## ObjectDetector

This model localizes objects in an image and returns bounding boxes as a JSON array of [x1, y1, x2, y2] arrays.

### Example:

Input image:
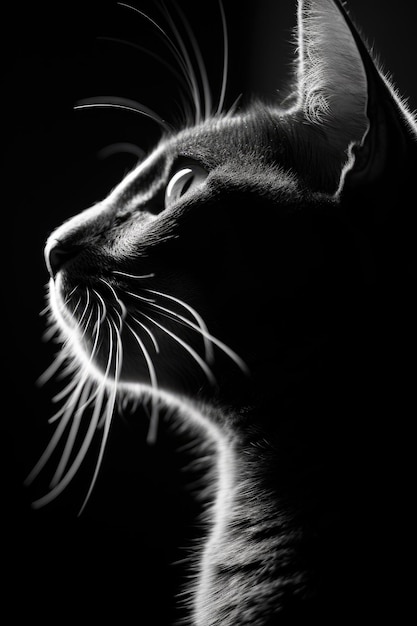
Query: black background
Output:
[[4, 1, 416, 623]]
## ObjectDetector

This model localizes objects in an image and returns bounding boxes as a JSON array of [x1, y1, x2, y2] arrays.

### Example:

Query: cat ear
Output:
[[291, 0, 417, 194], [293, 0, 368, 154]]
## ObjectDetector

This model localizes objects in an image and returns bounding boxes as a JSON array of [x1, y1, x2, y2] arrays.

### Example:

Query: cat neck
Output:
[[176, 357, 360, 622], [189, 416, 306, 625]]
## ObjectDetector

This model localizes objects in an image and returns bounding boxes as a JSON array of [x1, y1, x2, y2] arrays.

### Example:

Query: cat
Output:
[[29, 0, 416, 623]]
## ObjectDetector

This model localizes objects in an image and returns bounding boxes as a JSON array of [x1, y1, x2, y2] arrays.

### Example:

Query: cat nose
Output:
[[45, 238, 78, 278]]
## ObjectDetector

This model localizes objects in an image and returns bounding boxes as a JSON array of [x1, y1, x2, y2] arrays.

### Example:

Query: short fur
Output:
[[30, 1, 416, 623]]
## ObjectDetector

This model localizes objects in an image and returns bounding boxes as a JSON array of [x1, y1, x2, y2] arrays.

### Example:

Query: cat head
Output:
[[44, 0, 416, 411]]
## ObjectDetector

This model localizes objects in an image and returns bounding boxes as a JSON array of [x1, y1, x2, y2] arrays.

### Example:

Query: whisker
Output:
[[130, 315, 160, 353], [40, 302, 51, 317], [111, 313, 124, 381], [217, 0, 229, 115], [144, 288, 214, 362], [65, 286, 79, 302], [57, 285, 80, 311], [127, 288, 247, 373], [50, 379, 94, 488], [99, 277, 127, 320], [54, 352, 79, 381], [113, 306, 128, 337], [92, 289, 108, 325], [72, 305, 107, 415], [118, 2, 174, 43], [79, 303, 95, 341], [125, 321, 158, 388], [161, 2, 203, 124], [78, 318, 122, 515], [125, 319, 160, 442], [165, 1, 212, 119], [31, 385, 107, 509], [144, 399, 161, 445], [31, 315, 119, 509], [47, 300, 98, 417], [112, 270, 155, 279], [96, 317, 118, 428], [89, 303, 105, 361], [163, 306, 249, 375], [49, 367, 90, 423], [52, 372, 82, 405], [119, 1, 201, 123], [24, 403, 75, 487], [42, 323, 60, 343], [126, 290, 156, 304], [74, 96, 172, 133], [144, 294, 249, 374], [226, 93, 243, 117], [71, 295, 83, 316], [140, 311, 217, 386], [78, 397, 112, 515], [34, 304, 104, 486], [77, 288, 91, 327], [37, 350, 67, 387]]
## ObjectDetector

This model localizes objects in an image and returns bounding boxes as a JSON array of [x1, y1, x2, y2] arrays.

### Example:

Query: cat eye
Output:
[[165, 164, 208, 207]]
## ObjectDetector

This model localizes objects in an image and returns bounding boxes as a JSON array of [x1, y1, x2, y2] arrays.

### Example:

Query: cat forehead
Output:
[[165, 108, 289, 166]]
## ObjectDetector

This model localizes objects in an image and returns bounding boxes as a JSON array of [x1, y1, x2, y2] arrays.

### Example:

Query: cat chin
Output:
[[49, 275, 214, 399], [48, 277, 115, 385]]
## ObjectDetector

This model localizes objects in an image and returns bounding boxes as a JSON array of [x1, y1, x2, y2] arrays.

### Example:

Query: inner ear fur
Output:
[[293, 0, 368, 155]]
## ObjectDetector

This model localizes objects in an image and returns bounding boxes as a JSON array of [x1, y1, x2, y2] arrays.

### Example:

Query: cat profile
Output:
[[29, 0, 416, 623]]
